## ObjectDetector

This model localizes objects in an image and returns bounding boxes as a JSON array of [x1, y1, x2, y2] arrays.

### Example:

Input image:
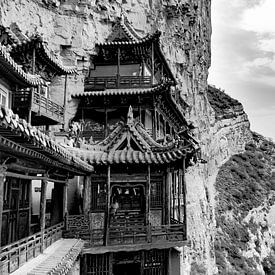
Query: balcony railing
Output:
[[0, 222, 63, 274], [32, 92, 64, 122], [13, 89, 64, 124], [85, 75, 152, 90], [64, 215, 186, 248]]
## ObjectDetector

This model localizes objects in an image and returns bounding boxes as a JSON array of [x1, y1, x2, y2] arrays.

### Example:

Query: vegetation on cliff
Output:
[[207, 85, 244, 119], [215, 132, 275, 274]]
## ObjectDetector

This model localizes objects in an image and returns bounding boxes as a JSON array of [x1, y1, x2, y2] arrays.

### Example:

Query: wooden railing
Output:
[[32, 92, 64, 122], [13, 89, 64, 123], [85, 75, 152, 90], [64, 215, 186, 247], [0, 222, 64, 274]]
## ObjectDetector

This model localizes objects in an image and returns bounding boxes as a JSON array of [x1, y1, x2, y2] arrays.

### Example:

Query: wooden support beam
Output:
[[40, 179, 48, 252], [117, 47, 121, 88], [28, 179, 32, 235], [63, 181, 68, 230], [104, 165, 111, 246], [28, 47, 36, 123], [166, 167, 171, 225], [0, 165, 7, 246], [182, 157, 187, 237], [63, 74, 68, 130], [151, 42, 154, 85], [83, 175, 91, 215], [146, 165, 151, 226], [178, 170, 181, 221]]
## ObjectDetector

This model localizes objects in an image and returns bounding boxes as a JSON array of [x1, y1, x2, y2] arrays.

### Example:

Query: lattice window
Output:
[[90, 177, 107, 211], [144, 249, 167, 275], [150, 176, 163, 208], [86, 254, 110, 275]]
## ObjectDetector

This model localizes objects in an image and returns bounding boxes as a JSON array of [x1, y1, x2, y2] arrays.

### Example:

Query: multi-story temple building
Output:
[[0, 16, 199, 275]]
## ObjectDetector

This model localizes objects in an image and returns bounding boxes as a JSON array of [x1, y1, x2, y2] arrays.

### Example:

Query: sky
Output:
[[208, 0, 275, 141]]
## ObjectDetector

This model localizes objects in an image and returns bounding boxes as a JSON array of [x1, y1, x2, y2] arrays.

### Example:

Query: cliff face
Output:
[[0, 1, 255, 274]]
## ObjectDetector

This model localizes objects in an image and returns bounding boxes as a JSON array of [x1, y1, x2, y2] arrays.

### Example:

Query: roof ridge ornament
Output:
[[127, 105, 134, 126]]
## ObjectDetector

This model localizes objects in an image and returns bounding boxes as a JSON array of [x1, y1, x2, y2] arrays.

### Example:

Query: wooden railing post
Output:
[[40, 179, 48, 252], [104, 165, 111, 246], [63, 182, 68, 230], [0, 165, 7, 247]]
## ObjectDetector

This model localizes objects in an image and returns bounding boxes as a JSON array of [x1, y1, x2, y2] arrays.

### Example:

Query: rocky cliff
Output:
[[0, 1, 265, 274]]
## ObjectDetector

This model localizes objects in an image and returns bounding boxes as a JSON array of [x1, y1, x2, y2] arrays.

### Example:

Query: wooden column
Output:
[[165, 168, 172, 225], [182, 157, 187, 237], [28, 179, 32, 235], [63, 74, 68, 130], [0, 165, 7, 246], [104, 165, 111, 246], [63, 181, 68, 229], [83, 175, 91, 215], [104, 99, 108, 138], [178, 170, 181, 221], [151, 42, 154, 85], [28, 47, 36, 123], [117, 47, 121, 88], [146, 165, 151, 243], [146, 165, 151, 226], [40, 179, 48, 252]]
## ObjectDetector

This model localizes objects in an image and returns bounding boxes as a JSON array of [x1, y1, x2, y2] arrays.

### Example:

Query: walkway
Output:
[[11, 238, 83, 275]]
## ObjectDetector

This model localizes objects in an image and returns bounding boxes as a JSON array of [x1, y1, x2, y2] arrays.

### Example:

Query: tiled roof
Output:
[[97, 32, 160, 47], [69, 147, 187, 165], [0, 107, 93, 174], [0, 44, 44, 86], [10, 35, 77, 75], [64, 107, 195, 166], [72, 82, 171, 98]]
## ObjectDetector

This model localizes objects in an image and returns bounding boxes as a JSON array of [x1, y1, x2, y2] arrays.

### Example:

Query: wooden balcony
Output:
[[0, 222, 63, 274], [13, 89, 64, 125], [85, 75, 152, 90], [64, 215, 187, 253]]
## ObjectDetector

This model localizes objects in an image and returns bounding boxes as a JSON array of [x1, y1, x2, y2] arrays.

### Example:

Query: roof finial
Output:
[[127, 105, 134, 126]]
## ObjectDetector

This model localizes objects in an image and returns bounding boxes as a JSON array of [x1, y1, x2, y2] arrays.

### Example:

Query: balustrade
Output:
[[65, 215, 186, 247], [13, 89, 64, 123], [0, 222, 64, 274], [85, 75, 152, 90]]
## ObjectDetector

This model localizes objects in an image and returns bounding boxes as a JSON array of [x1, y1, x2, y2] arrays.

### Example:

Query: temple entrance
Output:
[[113, 263, 141, 275], [110, 184, 146, 229]]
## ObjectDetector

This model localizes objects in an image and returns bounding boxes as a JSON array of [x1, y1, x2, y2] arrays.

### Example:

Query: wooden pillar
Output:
[[104, 102, 108, 138], [151, 42, 154, 85], [40, 179, 48, 252], [146, 165, 151, 243], [0, 165, 7, 246], [117, 47, 121, 88], [83, 175, 91, 215], [178, 170, 181, 221], [182, 157, 187, 237], [146, 165, 151, 226], [63, 74, 68, 130], [63, 181, 68, 229], [28, 47, 36, 123], [104, 165, 111, 246], [165, 168, 172, 225], [28, 179, 32, 235]]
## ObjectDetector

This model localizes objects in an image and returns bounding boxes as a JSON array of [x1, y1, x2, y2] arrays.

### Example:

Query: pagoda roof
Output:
[[10, 36, 77, 75], [65, 107, 197, 166], [0, 107, 93, 174], [0, 44, 44, 87], [96, 16, 176, 84], [72, 81, 171, 98]]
